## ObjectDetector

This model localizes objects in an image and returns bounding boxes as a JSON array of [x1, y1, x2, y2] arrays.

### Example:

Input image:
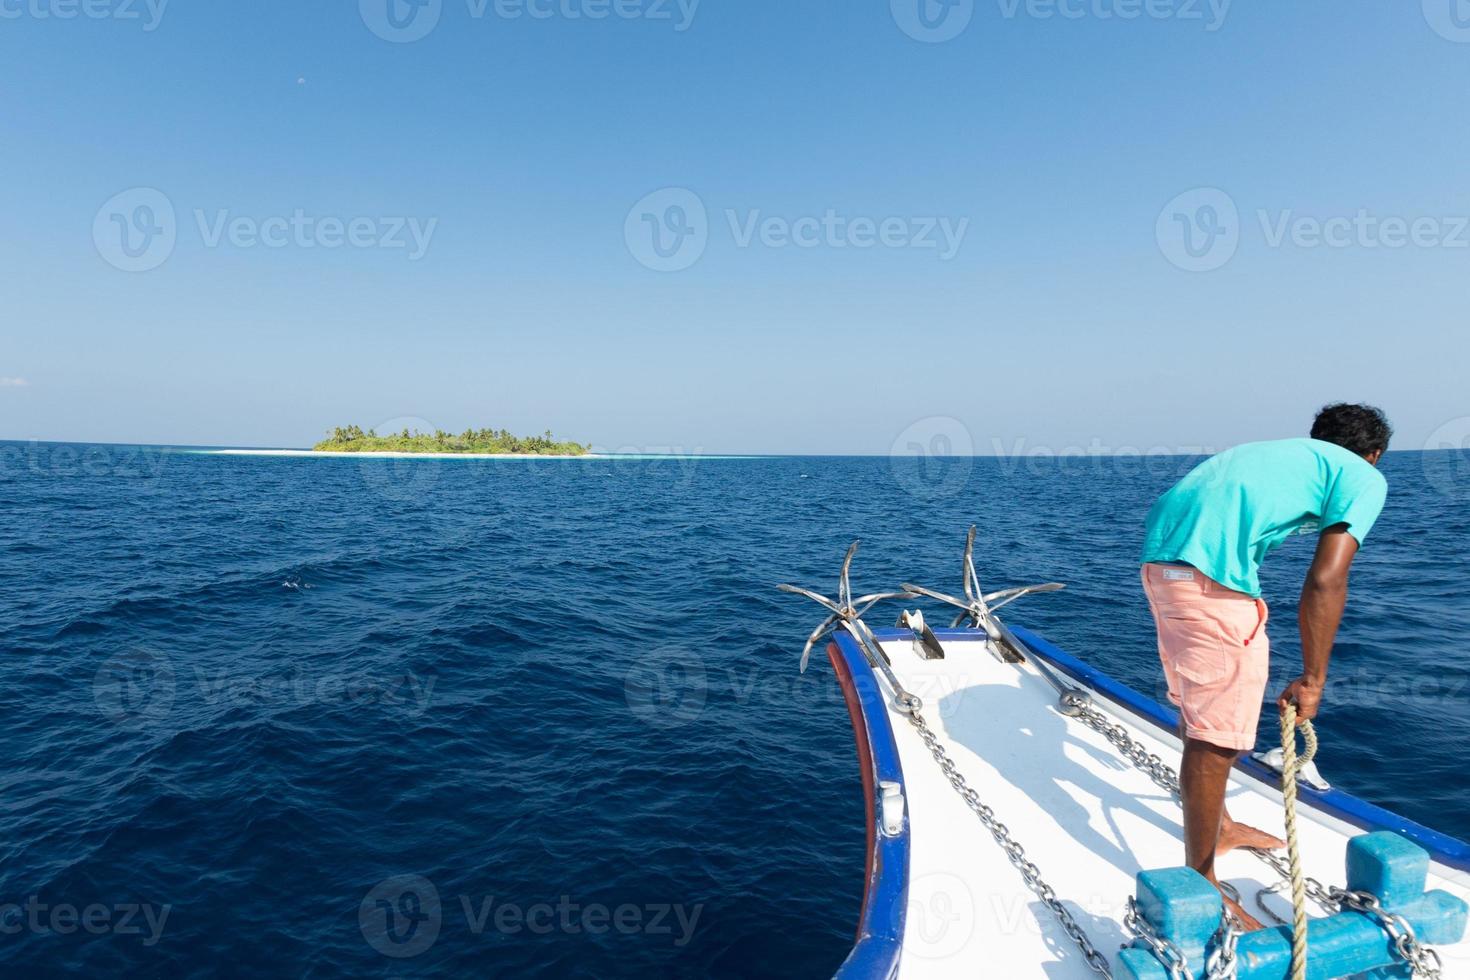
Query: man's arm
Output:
[[1277, 525, 1359, 722]]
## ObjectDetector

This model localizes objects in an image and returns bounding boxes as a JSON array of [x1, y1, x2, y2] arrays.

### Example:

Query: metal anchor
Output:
[[777, 540, 917, 673], [777, 541, 923, 712], [900, 525, 1065, 663]]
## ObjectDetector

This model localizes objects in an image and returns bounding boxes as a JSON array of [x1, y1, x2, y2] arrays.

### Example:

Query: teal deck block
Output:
[[1231, 904, 1459, 979], [1355, 966, 1412, 979], [1137, 868, 1221, 954], [1345, 831, 1466, 946], [1119, 834, 1467, 980], [1387, 890, 1469, 945], [1235, 915, 1400, 979], [1347, 832, 1429, 908], [1120, 868, 1221, 980]]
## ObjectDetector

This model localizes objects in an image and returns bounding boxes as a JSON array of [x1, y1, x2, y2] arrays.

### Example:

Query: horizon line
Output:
[[0, 438, 1455, 460]]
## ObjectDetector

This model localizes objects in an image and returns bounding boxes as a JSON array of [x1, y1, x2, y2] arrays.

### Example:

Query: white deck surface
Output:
[[880, 634, 1470, 978]]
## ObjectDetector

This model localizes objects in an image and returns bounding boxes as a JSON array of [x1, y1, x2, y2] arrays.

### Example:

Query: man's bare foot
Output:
[[1221, 893, 1265, 933], [1218, 817, 1286, 855]]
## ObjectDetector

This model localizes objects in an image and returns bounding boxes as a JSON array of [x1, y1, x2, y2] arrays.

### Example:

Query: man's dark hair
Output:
[[1310, 403, 1393, 457]]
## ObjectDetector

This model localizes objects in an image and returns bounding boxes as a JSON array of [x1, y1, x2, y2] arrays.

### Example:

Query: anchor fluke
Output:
[[777, 540, 917, 676], [798, 613, 838, 673], [983, 582, 1066, 612]]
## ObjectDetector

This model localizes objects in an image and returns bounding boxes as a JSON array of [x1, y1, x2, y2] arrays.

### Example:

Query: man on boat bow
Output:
[[1140, 403, 1392, 929]]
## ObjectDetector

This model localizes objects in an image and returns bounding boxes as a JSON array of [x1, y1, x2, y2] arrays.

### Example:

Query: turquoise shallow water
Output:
[[2, 442, 1467, 976]]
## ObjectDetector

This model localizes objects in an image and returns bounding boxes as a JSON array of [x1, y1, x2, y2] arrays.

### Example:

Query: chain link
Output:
[[1203, 914, 1241, 980], [1248, 843, 1343, 915], [1122, 898, 1191, 980], [906, 706, 1116, 977], [785, 546, 1447, 979], [1060, 692, 1343, 914], [1332, 889, 1445, 979], [1062, 693, 1183, 797], [1062, 691, 1454, 979]]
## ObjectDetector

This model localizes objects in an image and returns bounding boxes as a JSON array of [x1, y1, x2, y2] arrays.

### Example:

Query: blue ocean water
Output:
[[2, 442, 1467, 977]]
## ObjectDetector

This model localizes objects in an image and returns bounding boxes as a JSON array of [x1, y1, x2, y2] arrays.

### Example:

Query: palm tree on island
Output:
[[314, 425, 590, 456]]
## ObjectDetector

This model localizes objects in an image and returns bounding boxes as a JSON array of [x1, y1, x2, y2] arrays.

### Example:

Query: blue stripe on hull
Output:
[[830, 630, 909, 980]]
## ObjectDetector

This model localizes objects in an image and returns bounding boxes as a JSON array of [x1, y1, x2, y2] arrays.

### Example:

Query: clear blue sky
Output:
[[3, 1, 1469, 454]]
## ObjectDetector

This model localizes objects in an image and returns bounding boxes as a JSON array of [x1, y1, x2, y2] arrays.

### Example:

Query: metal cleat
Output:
[[897, 609, 946, 660]]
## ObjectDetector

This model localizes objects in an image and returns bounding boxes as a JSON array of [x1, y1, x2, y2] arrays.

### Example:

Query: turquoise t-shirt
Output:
[[1140, 438, 1388, 597]]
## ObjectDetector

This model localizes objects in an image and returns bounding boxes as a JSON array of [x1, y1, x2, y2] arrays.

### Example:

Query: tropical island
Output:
[[314, 425, 591, 456]]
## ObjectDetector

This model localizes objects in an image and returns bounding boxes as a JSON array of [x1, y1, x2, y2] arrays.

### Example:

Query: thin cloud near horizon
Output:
[[0, 378, 30, 388]]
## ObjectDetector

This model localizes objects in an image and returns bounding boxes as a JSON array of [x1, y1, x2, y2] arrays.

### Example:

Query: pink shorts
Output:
[[1141, 563, 1270, 751]]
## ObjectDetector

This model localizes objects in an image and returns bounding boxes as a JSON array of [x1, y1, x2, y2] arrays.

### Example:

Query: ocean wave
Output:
[[2, 449, 1465, 975]]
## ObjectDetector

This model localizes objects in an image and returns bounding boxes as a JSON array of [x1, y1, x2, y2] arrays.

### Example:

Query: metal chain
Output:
[[1061, 693, 1184, 797], [1249, 844, 1342, 915], [1203, 915, 1241, 980], [905, 705, 1116, 978], [1122, 898, 1191, 980], [1332, 888, 1445, 979], [885, 540, 1262, 975], [787, 542, 1443, 980], [1000, 681, 1456, 980], [1060, 692, 1343, 914]]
